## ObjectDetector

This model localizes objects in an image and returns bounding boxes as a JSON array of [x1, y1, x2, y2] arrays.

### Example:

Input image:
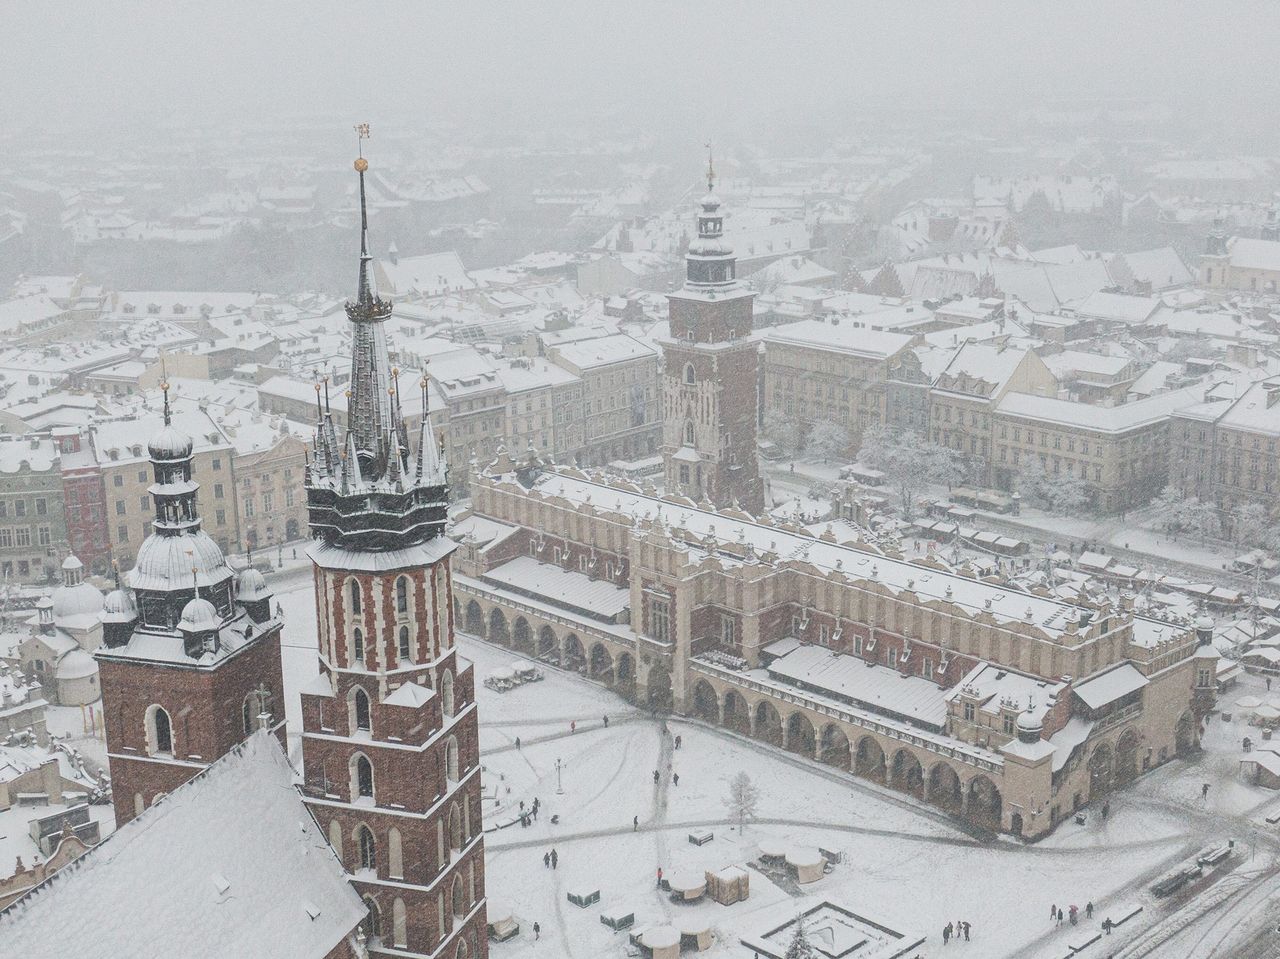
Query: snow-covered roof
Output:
[[761, 319, 914, 359], [996, 385, 1207, 434], [0, 732, 364, 958], [552, 334, 658, 370], [766, 644, 948, 729], [482, 556, 630, 620], [1227, 237, 1280, 273], [1072, 663, 1149, 711]]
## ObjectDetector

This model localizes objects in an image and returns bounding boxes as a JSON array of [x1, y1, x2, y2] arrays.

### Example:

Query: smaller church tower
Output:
[[1200, 213, 1232, 289], [661, 149, 764, 513], [96, 384, 285, 828]]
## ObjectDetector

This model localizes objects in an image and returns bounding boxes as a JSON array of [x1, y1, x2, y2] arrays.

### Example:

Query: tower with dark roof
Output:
[[96, 382, 286, 828], [661, 150, 764, 513], [299, 133, 488, 957]]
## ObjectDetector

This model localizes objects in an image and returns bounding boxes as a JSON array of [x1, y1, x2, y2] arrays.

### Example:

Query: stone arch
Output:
[[145, 703, 173, 756], [786, 711, 817, 758], [388, 826, 403, 878], [1175, 710, 1196, 755], [355, 823, 377, 871], [753, 699, 783, 747], [350, 752, 374, 800], [392, 897, 408, 948], [722, 689, 750, 734], [967, 774, 1002, 830], [349, 684, 372, 734], [1088, 741, 1114, 796], [448, 801, 463, 851], [361, 895, 381, 942], [647, 666, 673, 712], [488, 608, 510, 646], [589, 643, 615, 685], [691, 680, 719, 723], [818, 724, 850, 770], [616, 652, 636, 701], [890, 748, 924, 797], [537, 624, 559, 663], [441, 669, 455, 718], [446, 735, 460, 782], [1116, 728, 1140, 784], [563, 633, 586, 672], [1010, 811, 1024, 836], [927, 762, 962, 812], [450, 873, 466, 918], [464, 600, 484, 636], [513, 616, 534, 655], [854, 735, 886, 783]]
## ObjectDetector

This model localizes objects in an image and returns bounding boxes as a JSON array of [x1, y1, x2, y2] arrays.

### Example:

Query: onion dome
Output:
[[101, 587, 138, 623], [237, 566, 270, 603], [148, 423, 194, 461], [1016, 709, 1043, 743], [1195, 614, 1214, 632], [179, 596, 220, 633]]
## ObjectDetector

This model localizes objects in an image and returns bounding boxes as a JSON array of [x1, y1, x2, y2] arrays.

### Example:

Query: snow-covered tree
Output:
[[763, 409, 805, 460], [725, 771, 760, 833], [858, 425, 963, 519], [805, 420, 850, 464], [1015, 458, 1092, 515], [1234, 501, 1271, 549], [784, 916, 816, 959]]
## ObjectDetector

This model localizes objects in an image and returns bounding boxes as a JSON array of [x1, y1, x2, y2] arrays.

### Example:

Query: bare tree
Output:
[[725, 771, 760, 833]]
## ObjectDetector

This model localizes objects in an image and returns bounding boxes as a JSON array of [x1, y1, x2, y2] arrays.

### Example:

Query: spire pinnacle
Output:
[[354, 123, 373, 305], [705, 141, 715, 193], [160, 358, 172, 426]]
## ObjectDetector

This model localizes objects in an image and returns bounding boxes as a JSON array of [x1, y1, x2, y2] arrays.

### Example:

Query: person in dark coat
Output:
[[962, 922, 970, 941], [543, 852, 550, 868], [533, 922, 540, 940], [943, 922, 952, 944], [673, 772, 680, 786], [633, 815, 639, 831], [1086, 902, 1094, 919], [603, 714, 609, 727], [550, 849, 558, 869]]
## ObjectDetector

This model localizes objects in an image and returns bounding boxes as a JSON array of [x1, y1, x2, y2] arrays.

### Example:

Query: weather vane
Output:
[[354, 123, 370, 171]]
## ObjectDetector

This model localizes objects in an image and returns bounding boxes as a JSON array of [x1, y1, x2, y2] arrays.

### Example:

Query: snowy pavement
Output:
[[264, 574, 1280, 958]]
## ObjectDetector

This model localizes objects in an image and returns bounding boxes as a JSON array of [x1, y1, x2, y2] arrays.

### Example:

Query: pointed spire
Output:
[[705, 140, 715, 193], [160, 365, 172, 426], [354, 122, 374, 306]]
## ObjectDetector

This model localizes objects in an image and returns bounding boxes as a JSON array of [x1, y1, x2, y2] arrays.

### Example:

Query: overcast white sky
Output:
[[5, 1, 1279, 136]]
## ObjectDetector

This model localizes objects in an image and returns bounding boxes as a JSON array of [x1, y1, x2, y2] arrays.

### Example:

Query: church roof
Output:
[[0, 731, 364, 959]]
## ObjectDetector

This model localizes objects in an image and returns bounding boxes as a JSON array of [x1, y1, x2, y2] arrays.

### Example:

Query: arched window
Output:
[[392, 898, 408, 948], [446, 735, 460, 782], [448, 801, 463, 851], [241, 688, 267, 735], [683, 420, 695, 445], [396, 576, 409, 615], [348, 579, 362, 615], [683, 363, 696, 385], [451, 875, 466, 918], [441, 670, 455, 718], [361, 896, 380, 941], [356, 824, 376, 871], [388, 827, 403, 879], [399, 625, 411, 661], [354, 688, 371, 732], [353, 628, 364, 663], [146, 704, 173, 755], [329, 820, 344, 862], [354, 754, 374, 799]]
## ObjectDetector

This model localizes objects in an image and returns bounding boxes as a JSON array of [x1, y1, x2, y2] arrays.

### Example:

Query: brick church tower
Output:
[[298, 138, 488, 957], [97, 386, 286, 829], [661, 151, 764, 513]]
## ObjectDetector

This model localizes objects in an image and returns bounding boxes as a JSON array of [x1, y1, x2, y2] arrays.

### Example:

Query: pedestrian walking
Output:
[[1056, 908, 1063, 926], [672, 772, 679, 786], [633, 815, 639, 831], [675, 734, 682, 749], [1101, 800, 1109, 820], [943, 922, 952, 944], [653, 769, 660, 785], [963, 921, 970, 941], [656, 867, 663, 888], [543, 852, 550, 868], [603, 714, 609, 727], [1050, 904, 1056, 920], [550, 849, 558, 869], [1069, 905, 1077, 926], [570, 721, 576, 734], [1086, 902, 1093, 919], [1202, 782, 1210, 799], [533, 922, 540, 940], [515, 736, 521, 749]]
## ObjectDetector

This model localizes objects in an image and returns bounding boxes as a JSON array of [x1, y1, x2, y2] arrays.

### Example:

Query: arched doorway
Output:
[[1010, 812, 1024, 836], [538, 625, 559, 664], [1088, 742, 1114, 797], [513, 617, 534, 655], [488, 608, 510, 647], [647, 666, 673, 712], [723, 690, 750, 734], [1116, 728, 1140, 784], [1175, 711, 1196, 755], [927, 763, 962, 812], [616, 653, 636, 701], [563, 634, 585, 672], [692, 680, 719, 723], [854, 736, 886, 783], [753, 701, 783, 747], [818, 724, 850, 770], [464, 601, 484, 637], [967, 775, 1002, 830], [786, 712, 816, 758], [589, 644, 615, 685], [890, 749, 924, 797]]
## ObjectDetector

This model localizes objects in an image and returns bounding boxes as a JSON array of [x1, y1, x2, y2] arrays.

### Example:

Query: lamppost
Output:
[[555, 757, 565, 795]]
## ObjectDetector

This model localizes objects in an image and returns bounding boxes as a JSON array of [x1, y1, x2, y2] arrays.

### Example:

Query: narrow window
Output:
[[357, 825, 376, 870], [399, 625, 411, 661], [396, 576, 409, 615], [349, 579, 362, 615], [354, 688, 371, 732], [353, 628, 364, 663], [356, 755, 374, 798]]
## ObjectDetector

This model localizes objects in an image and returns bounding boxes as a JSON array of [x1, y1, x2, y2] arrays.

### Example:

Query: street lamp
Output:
[[555, 757, 565, 795]]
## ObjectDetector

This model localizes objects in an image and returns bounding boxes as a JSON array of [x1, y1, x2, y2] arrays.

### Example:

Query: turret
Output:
[[100, 584, 139, 649], [179, 596, 220, 658], [35, 595, 55, 636], [236, 566, 273, 624]]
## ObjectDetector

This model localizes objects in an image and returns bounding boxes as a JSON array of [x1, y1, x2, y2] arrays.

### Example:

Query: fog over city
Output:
[[4, 4, 1280, 958]]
